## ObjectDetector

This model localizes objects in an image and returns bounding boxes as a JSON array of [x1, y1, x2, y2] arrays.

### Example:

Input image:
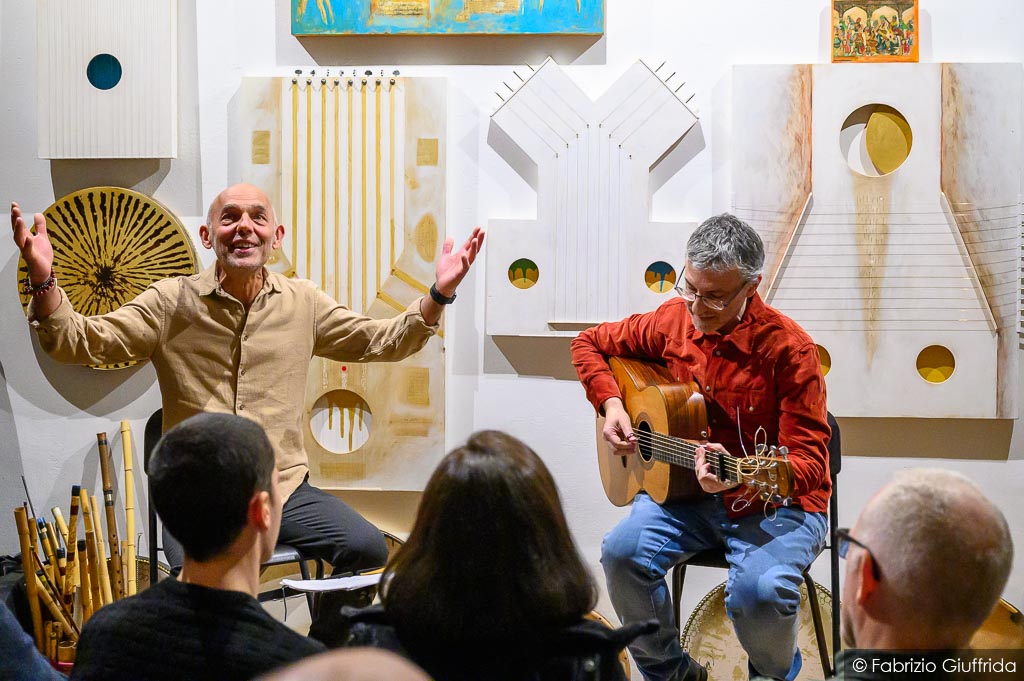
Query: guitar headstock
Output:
[[737, 445, 795, 505]]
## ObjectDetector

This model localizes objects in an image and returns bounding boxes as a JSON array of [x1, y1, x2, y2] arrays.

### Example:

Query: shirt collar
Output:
[[197, 263, 282, 296], [689, 292, 764, 355]]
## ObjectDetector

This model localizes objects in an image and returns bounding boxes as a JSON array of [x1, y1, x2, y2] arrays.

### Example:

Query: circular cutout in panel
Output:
[[839, 104, 912, 176], [644, 261, 677, 293], [309, 389, 373, 454], [508, 258, 539, 290], [86, 54, 122, 90], [816, 345, 832, 377], [17, 187, 199, 370], [916, 345, 955, 384]]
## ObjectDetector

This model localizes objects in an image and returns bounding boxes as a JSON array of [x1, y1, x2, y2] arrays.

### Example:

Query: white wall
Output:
[[2, 0, 1022, 634]]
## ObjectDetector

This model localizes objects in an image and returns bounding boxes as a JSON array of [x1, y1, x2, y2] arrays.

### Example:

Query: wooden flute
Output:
[[90, 494, 114, 605], [121, 420, 138, 597], [34, 571, 78, 640], [14, 507, 44, 651], [34, 566, 78, 637], [77, 538, 94, 622], [79, 489, 104, 612], [97, 432, 125, 599], [65, 487, 81, 604]]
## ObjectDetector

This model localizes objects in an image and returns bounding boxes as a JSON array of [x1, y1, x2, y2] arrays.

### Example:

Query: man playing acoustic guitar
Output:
[[571, 214, 831, 681]]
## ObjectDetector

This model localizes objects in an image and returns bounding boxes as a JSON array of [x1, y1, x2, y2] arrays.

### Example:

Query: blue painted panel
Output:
[[292, 0, 604, 36]]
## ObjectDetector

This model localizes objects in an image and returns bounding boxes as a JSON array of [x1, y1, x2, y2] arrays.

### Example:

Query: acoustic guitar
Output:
[[597, 357, 794, 507]]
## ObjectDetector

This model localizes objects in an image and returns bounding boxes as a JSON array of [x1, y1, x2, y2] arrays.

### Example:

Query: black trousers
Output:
[[161, 476, 389, 574]]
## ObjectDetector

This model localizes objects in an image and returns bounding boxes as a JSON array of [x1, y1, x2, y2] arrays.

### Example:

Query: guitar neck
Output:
[[632, 430, 739, 483]]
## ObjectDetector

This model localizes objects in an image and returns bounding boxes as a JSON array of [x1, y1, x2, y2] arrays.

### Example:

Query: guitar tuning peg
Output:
[[778, 446, 789, 460]]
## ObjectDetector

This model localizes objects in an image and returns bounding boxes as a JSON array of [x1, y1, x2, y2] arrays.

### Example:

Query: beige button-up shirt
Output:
[[30, 265, 438, 501]]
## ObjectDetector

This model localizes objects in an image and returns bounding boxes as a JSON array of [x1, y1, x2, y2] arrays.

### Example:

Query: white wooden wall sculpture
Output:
[[486, 59, 700, 337], [239, 73, 446, 490], [37, 0, 177, 158], [733, 64, 1021, 419]]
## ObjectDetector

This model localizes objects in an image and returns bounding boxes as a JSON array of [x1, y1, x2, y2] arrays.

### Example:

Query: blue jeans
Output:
[[601, 494, 827, 681]]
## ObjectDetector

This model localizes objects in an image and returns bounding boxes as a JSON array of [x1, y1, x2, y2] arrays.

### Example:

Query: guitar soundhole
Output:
[[636, 421, 654, 463]]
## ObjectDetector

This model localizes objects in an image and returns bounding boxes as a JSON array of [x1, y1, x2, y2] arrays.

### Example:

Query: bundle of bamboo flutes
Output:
[[13, 420, 140, 666]]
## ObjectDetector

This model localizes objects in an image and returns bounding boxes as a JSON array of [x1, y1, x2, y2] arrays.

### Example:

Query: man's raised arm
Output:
[[11, 202, 60, 320]]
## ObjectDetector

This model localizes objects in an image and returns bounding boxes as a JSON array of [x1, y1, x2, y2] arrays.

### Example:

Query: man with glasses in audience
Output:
[[834, 468, 1013, 680], [572, 214, 832, 681]]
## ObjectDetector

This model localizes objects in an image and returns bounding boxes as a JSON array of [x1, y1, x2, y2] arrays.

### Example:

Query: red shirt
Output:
[[570, 293, 831, 517]]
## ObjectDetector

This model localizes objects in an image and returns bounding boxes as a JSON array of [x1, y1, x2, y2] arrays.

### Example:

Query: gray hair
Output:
[[858, 468, 1013, 640], [686, 213, 765, 281]]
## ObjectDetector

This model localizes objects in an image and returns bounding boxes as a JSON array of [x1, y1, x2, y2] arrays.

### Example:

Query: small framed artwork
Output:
[[832, 1, 919, 63]]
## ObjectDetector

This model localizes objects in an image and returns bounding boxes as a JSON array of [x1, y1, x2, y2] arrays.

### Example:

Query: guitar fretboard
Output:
[[633, 429, 739, 482]]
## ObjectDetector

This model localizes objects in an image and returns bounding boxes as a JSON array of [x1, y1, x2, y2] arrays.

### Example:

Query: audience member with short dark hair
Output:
[[834, 468, 1013, 680], [334, 430, 654, 681], [69, 413, 324, 681]]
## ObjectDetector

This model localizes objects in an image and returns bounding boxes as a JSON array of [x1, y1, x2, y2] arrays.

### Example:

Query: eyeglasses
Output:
[[836, 527, 881, 580], [673, 277, 751, 312]]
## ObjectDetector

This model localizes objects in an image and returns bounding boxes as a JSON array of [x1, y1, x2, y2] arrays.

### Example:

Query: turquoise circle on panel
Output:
[[645, 261, 677, 293], [87, 54, 122, 90]]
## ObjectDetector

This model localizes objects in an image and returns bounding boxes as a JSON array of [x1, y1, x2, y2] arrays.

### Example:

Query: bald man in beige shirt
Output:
[[12, 184, 484, 637]]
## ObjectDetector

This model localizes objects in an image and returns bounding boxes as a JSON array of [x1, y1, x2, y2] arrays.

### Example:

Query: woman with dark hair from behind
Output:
[[339, 430, 653, 681]]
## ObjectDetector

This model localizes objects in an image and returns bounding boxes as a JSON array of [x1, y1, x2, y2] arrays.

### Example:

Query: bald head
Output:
[[206, 184, 276, 228], [855, 469, 1012, 642], [199, 183, 285, 277], [255, 649, 429, 681]]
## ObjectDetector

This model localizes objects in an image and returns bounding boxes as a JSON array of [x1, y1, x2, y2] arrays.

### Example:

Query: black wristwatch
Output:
[[429, 283, 457, 305]]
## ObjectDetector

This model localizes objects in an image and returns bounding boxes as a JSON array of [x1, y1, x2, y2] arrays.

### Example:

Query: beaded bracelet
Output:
[[22, 271, 57, 297]]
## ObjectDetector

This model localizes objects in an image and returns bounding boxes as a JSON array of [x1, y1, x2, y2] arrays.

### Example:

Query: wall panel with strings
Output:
[[239, 74, 446, 490], [733, 63, 1021, 419]]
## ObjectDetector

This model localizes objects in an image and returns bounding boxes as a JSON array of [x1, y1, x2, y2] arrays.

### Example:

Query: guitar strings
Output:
[[631, 430, 741, 479]]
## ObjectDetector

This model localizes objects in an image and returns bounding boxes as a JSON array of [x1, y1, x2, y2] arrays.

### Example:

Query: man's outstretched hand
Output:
[[11, 202, 54, 284], [434, 227, 484, 298]]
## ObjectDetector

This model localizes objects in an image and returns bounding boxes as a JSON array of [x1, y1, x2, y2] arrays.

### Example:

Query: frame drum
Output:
[[129, 556, 172, 591], [971, 599, 1024, 649], [16, 187, 198, 370], [680, 582, 833, 681], [585, 609, 632, 681]]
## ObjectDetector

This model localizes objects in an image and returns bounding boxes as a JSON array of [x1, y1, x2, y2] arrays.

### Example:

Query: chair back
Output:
[[143, 408, 163, 585], [825, 411, 841, 479], [143, 409, 163, 474]]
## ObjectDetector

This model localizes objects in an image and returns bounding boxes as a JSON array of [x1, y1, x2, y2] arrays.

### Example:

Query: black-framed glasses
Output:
[[836, 527, 881, 580], [673, 277, 750, 312]]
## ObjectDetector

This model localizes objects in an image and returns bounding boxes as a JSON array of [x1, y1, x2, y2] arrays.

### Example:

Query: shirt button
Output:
[[714, 350, 721, 357], [705, 385, 711, 393], [238, 404, 245, 411], [242, 334, 249, 341], [240, 369, 246, 376], [748, 405, 755, 412]]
